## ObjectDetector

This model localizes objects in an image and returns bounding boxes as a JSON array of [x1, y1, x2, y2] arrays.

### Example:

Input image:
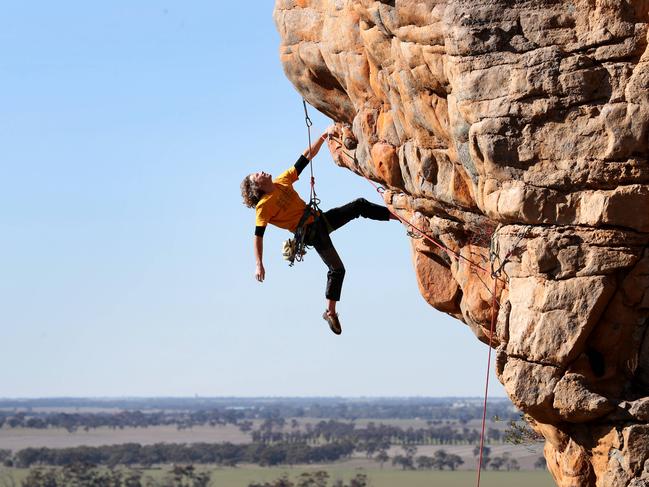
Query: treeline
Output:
[[11, 441, 355, 468], [0, 410, 245, 433], [392, 445, 546, 472], [0, 412, 515, 445], [242, 400, 519, 422], [249, 472, 367, 487], [18, 466, 366, 487], [20, 464, 209, 487], [387, 445, 464, 471], [0, 397, 519, 425], [2, 444, 548, 474], [251, 419, 504, 447]]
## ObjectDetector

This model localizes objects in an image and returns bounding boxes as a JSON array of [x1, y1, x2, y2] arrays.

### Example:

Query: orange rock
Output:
[[411, 241, 459, 314], [370, 141, 404, 189]]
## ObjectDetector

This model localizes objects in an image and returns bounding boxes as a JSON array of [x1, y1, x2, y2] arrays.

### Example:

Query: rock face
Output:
[[274, 1, 649, 485]]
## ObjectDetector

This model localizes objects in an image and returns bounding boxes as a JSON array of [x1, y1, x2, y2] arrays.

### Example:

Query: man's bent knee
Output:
[[352, 197, 369, 207], [331, 266, 346, 278]]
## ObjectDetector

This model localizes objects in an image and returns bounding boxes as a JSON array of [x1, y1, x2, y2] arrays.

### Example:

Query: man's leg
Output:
[[309, 221, 345, 334], [316, 246, 345, 305], [324, 198, 392, 233]]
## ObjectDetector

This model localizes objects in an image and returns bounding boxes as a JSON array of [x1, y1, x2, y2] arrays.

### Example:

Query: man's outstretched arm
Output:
[[254, 234, 265, 282], [301, 127, 332, 161]]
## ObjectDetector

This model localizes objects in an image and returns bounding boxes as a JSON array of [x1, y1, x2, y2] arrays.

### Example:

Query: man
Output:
[[240, 127, 395, 335]]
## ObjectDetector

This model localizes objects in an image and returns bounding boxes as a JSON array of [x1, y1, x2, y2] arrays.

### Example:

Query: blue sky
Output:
[[0, 2, 505, 398]]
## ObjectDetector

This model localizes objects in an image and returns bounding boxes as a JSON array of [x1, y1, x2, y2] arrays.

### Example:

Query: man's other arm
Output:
[[254, 230, 265, 282]]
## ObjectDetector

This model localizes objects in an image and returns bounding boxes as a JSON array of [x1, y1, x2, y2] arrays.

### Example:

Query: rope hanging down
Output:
[[476, 271, 500, 487], [325, 134, 533, 487], [288, 100, 323, 266], [363, 167, 504, 487], [302, 99, 319, 207]]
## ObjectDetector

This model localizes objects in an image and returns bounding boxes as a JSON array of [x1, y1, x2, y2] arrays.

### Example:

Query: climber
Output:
[[240, 126, 396, 335]]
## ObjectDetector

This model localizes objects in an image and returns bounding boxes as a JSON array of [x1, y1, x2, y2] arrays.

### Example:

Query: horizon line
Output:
[[0, 395, 509, 401]]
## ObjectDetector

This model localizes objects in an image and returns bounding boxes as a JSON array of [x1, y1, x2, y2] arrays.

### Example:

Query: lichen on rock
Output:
[[274, 1, 649, 485]]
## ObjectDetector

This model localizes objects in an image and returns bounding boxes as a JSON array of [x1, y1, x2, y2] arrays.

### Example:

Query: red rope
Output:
[[327, 134, 508, 285], [476, 277, 499, 486], [362, 174, 506, 283], [328, 134, 504, 486], [361, 170, 503, 487], [362, 171, 502, 487]]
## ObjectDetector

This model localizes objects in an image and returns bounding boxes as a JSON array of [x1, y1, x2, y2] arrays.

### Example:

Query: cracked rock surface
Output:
[[274, 1, 649, 485]]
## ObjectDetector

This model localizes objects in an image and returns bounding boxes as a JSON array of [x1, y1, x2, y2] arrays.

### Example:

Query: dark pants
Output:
[[304, 198, 391, 302]]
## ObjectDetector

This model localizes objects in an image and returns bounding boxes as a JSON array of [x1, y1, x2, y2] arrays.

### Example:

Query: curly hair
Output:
[[240, 174, 263, 208]]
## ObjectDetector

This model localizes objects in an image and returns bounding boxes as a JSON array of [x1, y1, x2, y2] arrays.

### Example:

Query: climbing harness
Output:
[[283, 100, 325, 266]]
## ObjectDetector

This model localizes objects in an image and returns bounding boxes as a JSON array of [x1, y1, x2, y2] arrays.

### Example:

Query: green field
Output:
[[211, 467, 555, 487], [0, 423, 544, 470], [1, 466, 555, 487]]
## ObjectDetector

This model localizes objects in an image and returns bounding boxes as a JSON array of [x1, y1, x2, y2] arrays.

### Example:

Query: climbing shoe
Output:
[[323, 311, 342, 335]]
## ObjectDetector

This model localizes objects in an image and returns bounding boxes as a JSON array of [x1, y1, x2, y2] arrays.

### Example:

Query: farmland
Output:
[[0, 465, 555, 487], [0, 397, 551, 486]]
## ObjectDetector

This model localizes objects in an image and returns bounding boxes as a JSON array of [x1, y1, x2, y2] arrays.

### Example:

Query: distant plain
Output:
[[0, 418, 544, 470], [0, 398, 550, 485], [0, 466, 554, 487]]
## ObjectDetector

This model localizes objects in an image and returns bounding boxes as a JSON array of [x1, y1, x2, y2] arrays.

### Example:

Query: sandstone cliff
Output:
[[274, 1, 649, 485]]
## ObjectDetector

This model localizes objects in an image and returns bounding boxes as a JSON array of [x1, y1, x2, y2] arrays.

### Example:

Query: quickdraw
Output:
[[284, 203, 321, 266]]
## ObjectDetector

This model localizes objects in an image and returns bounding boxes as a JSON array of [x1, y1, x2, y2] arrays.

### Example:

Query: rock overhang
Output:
[[274, 1, 649, 485]]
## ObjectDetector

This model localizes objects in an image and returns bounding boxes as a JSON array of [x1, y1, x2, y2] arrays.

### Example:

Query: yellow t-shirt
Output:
[[255, 167, 310, 233]]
